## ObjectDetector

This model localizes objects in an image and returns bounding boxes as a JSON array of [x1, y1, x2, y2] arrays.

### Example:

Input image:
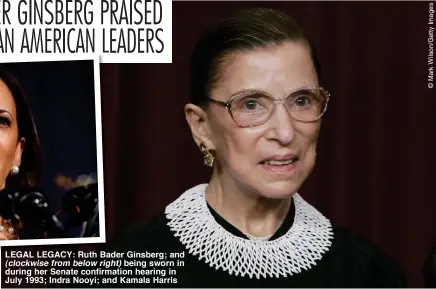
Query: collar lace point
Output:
[[165, 184, 334, 279]]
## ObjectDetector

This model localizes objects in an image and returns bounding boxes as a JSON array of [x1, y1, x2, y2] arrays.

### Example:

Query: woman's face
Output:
[[203, 41, 321, 199], [0, 80, 24, 190]]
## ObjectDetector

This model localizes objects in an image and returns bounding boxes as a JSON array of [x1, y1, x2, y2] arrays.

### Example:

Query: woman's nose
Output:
[[265, 103, 295, 145]]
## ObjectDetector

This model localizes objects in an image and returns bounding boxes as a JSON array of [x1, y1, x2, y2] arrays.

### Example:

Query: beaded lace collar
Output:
[[165, 184, 334, 279]]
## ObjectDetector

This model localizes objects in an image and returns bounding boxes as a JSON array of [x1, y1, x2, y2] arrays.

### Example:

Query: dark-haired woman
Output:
[[110, 8, 407, 287], [0, 70, 41, 240]]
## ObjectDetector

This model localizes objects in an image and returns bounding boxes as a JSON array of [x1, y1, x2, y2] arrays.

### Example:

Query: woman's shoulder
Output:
[[325, 223, 407, 287], [330, 223, 394, 261], [106, 213, 178, 252]]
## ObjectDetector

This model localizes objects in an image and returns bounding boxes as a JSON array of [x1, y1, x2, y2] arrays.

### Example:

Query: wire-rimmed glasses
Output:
[[206, 86, 330, 127]]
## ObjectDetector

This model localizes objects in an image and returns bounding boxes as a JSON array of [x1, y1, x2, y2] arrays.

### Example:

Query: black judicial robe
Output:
[[107, 204, 407, 288]]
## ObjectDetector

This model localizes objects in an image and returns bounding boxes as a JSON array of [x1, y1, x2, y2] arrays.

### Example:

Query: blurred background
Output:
[[99, 2, 435, 287], [0, 60, 98, 237]]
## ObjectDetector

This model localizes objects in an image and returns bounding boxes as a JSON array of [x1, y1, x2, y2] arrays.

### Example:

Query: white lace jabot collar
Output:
[[165, 184, 334, 279]]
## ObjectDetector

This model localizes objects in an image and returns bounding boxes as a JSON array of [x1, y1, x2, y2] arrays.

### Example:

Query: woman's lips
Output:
[[260, 155, 299, 173], [260, 161, 298, 173]]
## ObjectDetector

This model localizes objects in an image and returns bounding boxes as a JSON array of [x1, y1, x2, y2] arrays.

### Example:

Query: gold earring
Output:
[[200, 143, 214, 167]]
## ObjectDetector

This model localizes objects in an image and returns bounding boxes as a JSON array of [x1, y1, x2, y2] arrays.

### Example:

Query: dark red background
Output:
[[2, 2, 434, 288], [100, 2, 436, 287]]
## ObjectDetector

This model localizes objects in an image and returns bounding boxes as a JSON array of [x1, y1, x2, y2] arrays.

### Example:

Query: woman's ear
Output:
[[184, 104, 215, 149], [13, 137, 25, 167]]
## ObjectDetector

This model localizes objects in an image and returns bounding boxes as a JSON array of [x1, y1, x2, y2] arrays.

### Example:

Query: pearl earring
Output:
[[11, 165, 19, 175]]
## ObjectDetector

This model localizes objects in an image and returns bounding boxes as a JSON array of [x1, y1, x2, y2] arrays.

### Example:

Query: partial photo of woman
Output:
[[109, 8, 407, 287], [0, 70, 42, 240], [0, 61, 100, 242]]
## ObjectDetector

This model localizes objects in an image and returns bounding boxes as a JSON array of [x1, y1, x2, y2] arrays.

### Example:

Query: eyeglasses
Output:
[[206, 86, 330, 127]]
